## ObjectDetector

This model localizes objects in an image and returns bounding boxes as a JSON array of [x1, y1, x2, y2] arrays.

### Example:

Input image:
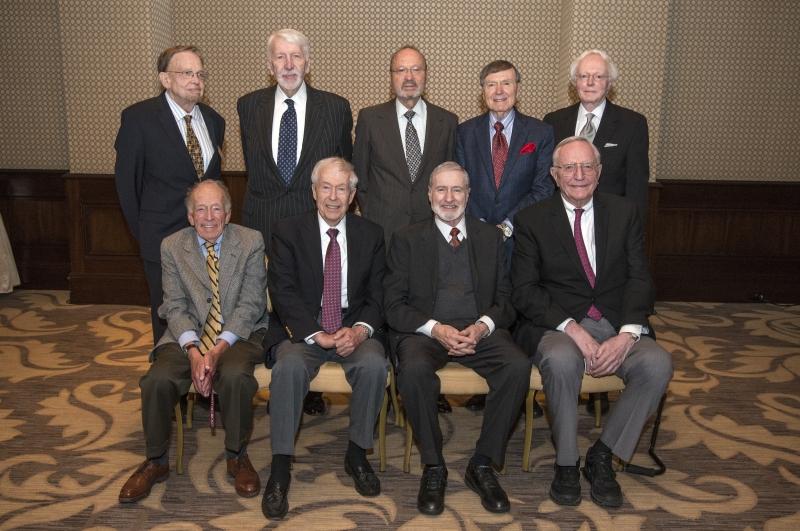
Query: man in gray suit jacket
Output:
[[512, 137, 671, 509], [119, 180, 268, 504], [353, 45, 458, 246]]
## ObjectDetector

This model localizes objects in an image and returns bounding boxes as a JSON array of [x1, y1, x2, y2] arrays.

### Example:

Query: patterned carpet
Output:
[[0, 290, 798, 530]]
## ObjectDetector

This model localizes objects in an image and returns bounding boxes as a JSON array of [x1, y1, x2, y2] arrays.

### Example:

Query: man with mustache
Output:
[[238, 28, 353, 416]]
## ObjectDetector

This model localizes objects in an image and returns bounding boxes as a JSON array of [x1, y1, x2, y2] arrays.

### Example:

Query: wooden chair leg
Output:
[[523, 390, 535, 472], [186, 392, 195, 430], [174, 402, 184, 475], [378, 389, 388, 472], [403, 418, 413, 473], [594, 396, 602, 428], [389, 367, 403, 427]]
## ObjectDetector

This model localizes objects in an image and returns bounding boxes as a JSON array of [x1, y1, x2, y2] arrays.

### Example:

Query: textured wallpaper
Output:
[[1, 0, 798, 181]]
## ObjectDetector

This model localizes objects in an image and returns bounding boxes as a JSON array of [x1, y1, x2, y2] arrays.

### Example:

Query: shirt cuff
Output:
[[179, 330, 200, 348], [503, 218, 514, 231], [477, 315, 495, 336], [556, 318, 575, 332], [417, 319, 438, 338], [353, 321, 374, 337], [218, 331, 239, 347], [305, 331, 323, 345], [619, 324, 643, 339]]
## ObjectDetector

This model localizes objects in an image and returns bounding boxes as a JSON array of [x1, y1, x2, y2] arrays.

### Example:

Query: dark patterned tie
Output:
[[492, 121, 508, 189], [449, 227, 461, 249], [573, 208, 602, 320], [404, 110, 422, 182], [321, 228, 342, 333], [184, 115, 204, 178], [200, 241, 222, 428], [277, 99, 297, 185], [579, 112, 596, 141]]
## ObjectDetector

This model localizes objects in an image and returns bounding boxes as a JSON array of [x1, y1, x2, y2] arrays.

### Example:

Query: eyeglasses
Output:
[[576, 73, 608, 82], [166, 70, 209, 81], [390, 66, 425, 75], [553, 162, 599, 177]]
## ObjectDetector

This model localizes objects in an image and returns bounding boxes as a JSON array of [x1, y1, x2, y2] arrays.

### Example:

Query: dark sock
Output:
[[469, 452, 492, 467], [225, 446, 246, 460], [271, 454, 291, 483], [346, 440, 367, 463], [150, 452, 168, 466]]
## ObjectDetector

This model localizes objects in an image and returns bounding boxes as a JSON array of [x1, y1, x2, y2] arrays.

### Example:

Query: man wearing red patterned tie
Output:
[[262, 157, 388, 519], [119, 180, 268, 503], [511, 137, 672, 509]]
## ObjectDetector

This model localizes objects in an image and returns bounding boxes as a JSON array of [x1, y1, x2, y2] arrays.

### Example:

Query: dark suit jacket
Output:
[[543, 101, 649, 215], [456, 110, 554, 227], [156, 224, 269, 356], [384, 216, 516, 351], [237, 84, 353, 256], [511, 193, 654, 354], [353, 99, 457, 245], [114, 93, 225, 262], [264, 212, 385, 351]]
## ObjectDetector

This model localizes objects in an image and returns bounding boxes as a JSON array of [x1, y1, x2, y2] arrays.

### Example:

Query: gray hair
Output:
[[268, 28, 311, 61], [311, 157, 358, 191], [185, 179, 232, 213], [552, 136, 602, 166], [569, 49, 619, 85], [429, 161, 470, 190]]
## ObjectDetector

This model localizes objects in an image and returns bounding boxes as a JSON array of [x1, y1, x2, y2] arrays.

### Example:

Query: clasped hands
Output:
[[432, 321, 489, 356], [564, 321, 634, 377], [188, 340, 230, 397], [314, 326, 368, 357]]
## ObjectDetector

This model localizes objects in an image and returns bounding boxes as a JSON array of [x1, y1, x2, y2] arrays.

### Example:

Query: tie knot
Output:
[[184, 114, 192, 124], [327, 228, 339, 239], [404, 110, 415, 121], [285, 99, 294, 109], [574, 208, 584, 220], [450, 227, 460, 240], [204, 240, 217, 257], [494, 121, 504, 133]]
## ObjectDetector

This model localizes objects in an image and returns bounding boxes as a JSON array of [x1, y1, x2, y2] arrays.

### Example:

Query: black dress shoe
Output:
[[583, 446, 623, 508], [586, 392, 610, 415], [303, 391, 326, 415], [465, 394, 486, 411], [550, 461, 581, 506], [261, 473, 291, 519], [418, 464, 447, 515], [345, 455, 380, 497], [464, 462, 510, 513], [437, 394, 452, 413]]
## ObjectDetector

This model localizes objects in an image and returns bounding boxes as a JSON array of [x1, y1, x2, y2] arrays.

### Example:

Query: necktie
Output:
[[277, 99, 297, 185], [492, 121, 508, 189], [404, 110, 422, 182], [579, 113, 596, 141], [573, 209, 602, 320], [449, 227, 461, 249], [321, 228, 342, 333], [200, 241, 223, 428], [184, 115, 204, 178]]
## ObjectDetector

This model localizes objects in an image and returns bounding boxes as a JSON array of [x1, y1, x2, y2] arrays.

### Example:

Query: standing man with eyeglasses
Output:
[[238, 29, 352, 417], [511, 137, 671, 509], [353, 45, 458, 248], [115, 45, 225, 344]]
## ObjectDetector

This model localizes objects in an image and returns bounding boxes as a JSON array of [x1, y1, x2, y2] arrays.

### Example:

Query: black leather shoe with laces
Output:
[[550, 460, 581, 506], [583, 446, 622, 508], [417, 464, 448, 515], [464, 462, 510, 513]]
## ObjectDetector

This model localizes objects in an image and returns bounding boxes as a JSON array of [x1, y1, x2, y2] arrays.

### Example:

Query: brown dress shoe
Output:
[[227, 455, 261, 498], [119, 460, 169, 503]]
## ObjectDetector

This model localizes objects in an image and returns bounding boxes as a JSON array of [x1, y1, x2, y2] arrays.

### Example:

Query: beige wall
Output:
[[1, 0, 798, 180]]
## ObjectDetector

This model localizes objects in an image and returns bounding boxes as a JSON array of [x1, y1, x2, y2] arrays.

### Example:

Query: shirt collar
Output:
[[165, 91, 199, 121], [196, 231, 224, 252], [490, 108, 515, 129], [395, 97, 426, 120], [276, 82, 308, 106], [317, 212, 347, 239], [434, 216, 467, 241], [561, 195, 594, 215], [579, 98, 606, 121]]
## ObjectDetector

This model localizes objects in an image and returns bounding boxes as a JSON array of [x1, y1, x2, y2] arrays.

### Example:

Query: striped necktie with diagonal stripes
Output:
[[199, 241, 223, 353]]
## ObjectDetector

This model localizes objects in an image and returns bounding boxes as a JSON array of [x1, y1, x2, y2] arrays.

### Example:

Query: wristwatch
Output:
[[499, 223, 513, 240], [354, 323, 371, 338]]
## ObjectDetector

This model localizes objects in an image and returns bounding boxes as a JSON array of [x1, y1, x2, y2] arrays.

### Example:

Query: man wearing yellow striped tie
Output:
[[120, 180, 269, 504]]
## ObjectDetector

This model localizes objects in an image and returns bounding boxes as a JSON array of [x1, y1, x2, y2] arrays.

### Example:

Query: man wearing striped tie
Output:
[[119, 180, 269, 504]]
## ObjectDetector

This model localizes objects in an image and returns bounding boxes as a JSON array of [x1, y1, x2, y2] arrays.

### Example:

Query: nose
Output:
[[285, 56, 294, 70]]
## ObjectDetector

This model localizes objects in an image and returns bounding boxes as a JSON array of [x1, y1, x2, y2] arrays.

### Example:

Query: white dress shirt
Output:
[[574, 99, 607, 137], [271, 83, 307, 166], [165, 92, 214, 171], [395, 98, 427, 155]]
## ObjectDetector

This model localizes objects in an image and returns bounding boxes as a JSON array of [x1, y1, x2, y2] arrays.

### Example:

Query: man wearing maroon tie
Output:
[[261, 157, 388, 519], [511, 137, 671, 508]]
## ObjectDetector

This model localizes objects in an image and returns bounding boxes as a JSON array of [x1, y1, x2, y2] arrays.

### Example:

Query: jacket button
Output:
[[207, 297, 212, 303]]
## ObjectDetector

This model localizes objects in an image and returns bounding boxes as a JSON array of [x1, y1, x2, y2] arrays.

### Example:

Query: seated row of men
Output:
[[119, 139, 672, 521]]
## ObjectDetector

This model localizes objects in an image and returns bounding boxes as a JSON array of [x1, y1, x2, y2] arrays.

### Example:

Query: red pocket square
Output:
[[520, 142, 536, 155]]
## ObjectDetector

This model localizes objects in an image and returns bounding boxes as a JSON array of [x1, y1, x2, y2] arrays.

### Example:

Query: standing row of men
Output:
[[114, 28, 669, 519]]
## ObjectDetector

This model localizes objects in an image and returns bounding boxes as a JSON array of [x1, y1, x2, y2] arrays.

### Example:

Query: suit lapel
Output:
[[199, 104, 222, 165], [295, 85, 322, 183], [183, 230, 211, 291], [593, 195, 609, 286], [379, 101, 411, 181], [422, 219, 439, 296], [421, 101, 441, 175], [304, 213, 324, 300], [157, 94, 194, 174], [593, 101, 618, 149], [256, 87, 280, 179], [549, 196, 586, 279], [217, 226, 241, 305], [500, 110, 527, 185], [474, 114, 494, 188], [465, 218, 482, 303]]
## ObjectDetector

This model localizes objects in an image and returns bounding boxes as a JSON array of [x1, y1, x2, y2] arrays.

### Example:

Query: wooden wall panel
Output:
[[0, 170, 69, 289]]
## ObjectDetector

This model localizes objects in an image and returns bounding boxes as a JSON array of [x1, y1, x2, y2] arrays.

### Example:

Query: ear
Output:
[[158, 71, 170, 91]]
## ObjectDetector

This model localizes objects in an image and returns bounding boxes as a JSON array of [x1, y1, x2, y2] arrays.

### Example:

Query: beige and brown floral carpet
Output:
[[0, 290, 798, 530]]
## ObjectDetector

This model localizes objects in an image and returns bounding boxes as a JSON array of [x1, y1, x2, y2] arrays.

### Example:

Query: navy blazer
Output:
[[456, 110, 554, 227], [114, 93, 225, 262], [544, 101, 650, 216]]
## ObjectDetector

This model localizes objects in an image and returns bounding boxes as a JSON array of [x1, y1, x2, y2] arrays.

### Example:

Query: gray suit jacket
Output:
[[156, 223, 269, 355], [237, 84, 353, 256], [353, 99, 458, 245]]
